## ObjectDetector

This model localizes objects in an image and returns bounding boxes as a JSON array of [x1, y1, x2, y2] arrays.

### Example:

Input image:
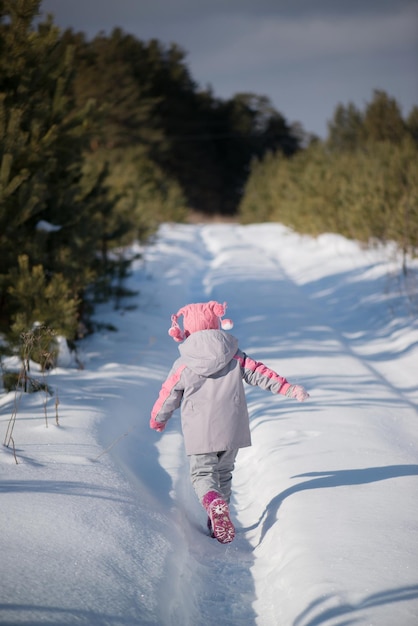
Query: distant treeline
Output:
[[240, 92, 418, 272], [1, 0, 417, 364]]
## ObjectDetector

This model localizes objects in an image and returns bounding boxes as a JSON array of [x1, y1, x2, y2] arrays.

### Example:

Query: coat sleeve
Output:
[[233, 349, 291, 396], [151, 363, 187, 425]]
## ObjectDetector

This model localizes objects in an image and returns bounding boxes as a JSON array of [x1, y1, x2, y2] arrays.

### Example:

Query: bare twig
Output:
[[10, 436, 18, 465], [55, 389, 60, 426], [3, 365, 25, 448], [93, 425, 137, 462]]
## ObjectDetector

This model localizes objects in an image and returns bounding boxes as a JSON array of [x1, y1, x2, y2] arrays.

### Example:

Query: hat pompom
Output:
[[168, 327, 183, 342], [221, 318, 233, 330], [168, 314, 185, 342]]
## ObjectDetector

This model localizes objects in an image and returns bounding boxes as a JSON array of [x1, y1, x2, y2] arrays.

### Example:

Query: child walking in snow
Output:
[[150, 301, 309, 544]]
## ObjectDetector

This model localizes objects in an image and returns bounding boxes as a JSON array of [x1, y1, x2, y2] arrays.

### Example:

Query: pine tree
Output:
[[8, 255, 79, 345], [0, 0, 97, 342], [327, 102, 364, 151], [362, 90, 406, 144], [406, 106, 418, 145]]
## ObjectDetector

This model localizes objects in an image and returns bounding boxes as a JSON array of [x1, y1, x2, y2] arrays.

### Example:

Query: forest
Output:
[[1, 0, 417, 366]]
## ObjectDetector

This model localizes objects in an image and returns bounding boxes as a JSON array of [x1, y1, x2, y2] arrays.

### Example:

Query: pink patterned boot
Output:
[[202, 491, 235, 544]]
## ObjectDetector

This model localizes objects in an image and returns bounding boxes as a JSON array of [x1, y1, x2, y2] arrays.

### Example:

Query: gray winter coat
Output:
[[151, 329, 291, 455]]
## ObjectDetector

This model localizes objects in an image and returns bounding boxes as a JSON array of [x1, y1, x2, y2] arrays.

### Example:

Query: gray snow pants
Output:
[[188, 449, 239, 503]]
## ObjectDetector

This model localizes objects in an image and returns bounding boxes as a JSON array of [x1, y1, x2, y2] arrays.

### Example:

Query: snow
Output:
[[36, 220, 62, 233], [1, 222, 418, 626]]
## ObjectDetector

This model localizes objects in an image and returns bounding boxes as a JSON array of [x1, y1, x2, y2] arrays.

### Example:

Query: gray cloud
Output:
[[41, 0, 417, 22], [187, 7, 417, 74]]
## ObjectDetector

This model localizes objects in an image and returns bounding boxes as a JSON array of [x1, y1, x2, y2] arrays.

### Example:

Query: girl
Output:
[[150, 301, 309, 544]]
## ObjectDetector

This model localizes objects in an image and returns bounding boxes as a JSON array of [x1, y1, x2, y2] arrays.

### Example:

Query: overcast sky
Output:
[[40, 0, 418, 137]]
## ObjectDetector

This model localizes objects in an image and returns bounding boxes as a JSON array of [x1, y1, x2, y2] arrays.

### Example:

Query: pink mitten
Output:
[[149, 417, 166, 432], [285, 384, 310, 402]]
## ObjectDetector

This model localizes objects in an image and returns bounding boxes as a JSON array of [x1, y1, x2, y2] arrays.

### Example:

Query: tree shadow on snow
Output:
[[292, 584, 418, 626], [247, 464, 418, 544], [0, 602, 158, 625]]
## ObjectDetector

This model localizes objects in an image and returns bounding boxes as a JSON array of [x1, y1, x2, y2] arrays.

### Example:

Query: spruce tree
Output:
[[0, 0, 97, 347], [327, 103, 364, 151], [406, 106, 418, 145], [362, 90, 406, 144]]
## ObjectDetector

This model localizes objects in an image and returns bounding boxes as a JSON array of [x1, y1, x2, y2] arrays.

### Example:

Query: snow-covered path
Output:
[[1, 223, 418, 625]]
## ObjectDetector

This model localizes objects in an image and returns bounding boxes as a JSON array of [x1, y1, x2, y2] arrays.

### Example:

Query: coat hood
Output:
[[179, 329, 238, 376]]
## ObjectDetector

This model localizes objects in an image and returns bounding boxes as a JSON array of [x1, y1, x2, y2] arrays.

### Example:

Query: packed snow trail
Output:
[[105, 223, 418, 625], [1, 223, 417, 625]]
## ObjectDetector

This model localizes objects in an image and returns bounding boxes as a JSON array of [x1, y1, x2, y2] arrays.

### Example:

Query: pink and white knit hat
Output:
[[168, 301, 233, 342]]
